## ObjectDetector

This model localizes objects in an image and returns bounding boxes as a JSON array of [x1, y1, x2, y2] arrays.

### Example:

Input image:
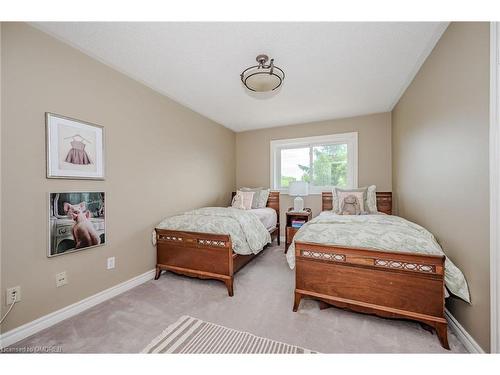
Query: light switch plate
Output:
[[56, 271, 68, 288], [107, 257, 115, 270]]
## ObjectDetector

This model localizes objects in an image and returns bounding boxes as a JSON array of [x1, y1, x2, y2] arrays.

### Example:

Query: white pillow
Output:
[[332, 187, 339, 213], [232, 191, 254, 210], [240, 187, 271, 208], [231, 192, 245, 209]]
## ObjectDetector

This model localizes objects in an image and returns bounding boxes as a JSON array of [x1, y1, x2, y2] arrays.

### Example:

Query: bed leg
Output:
[[318, 301, 331, 310], [225, 278, 234, 297], [435, 322, 450, 350], [293, 292, 302, 312], [154, 266, 162, 280]]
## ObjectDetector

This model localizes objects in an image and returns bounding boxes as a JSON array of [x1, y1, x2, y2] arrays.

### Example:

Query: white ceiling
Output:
[[33, 22, 448, 132]]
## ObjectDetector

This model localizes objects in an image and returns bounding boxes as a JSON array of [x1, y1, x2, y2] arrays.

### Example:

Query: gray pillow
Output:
[[240, 187, 264, 209], [257, 189, 270, 208], [366, 185, 378, 213]]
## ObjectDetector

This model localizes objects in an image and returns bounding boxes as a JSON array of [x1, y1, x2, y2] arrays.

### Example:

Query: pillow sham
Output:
[[332, 187, 367, 214], [231, 192, 245, 209], [239, 191, 254, 210], [366, 185, 378, 213], [240, 187, 261, 208], [257, 189, 270, 208], [240, 187, 270, 209], [332, 185, 378, 214], [232, 191, 254, 210]]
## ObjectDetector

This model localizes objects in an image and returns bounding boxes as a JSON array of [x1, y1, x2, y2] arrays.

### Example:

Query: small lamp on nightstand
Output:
[[289, 181, 309, 212]]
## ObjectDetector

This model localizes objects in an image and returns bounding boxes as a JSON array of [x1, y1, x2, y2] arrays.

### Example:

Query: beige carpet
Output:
[[142, 315, 316, 353], [9, 244, 467, 353]]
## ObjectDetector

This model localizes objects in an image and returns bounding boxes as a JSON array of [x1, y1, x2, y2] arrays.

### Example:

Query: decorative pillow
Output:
[[238, 191, 254, 210], [366, 185, 377, 213], [257, 189, 270, 208], [240, 187, 262, 209], [332, 187, 368, 214], [231, 192, 245, 210], [331, 187, 339, 213], [337, 191, 365, 214], [240, 187, 270, 208]]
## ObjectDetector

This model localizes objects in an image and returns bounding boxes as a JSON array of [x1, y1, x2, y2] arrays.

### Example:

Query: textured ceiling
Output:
[[33, 22, 448, 131]]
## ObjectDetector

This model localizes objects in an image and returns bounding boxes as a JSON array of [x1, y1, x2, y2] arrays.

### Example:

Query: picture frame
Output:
[[46, 112, 105, 180], [48, 192, 106, 257]]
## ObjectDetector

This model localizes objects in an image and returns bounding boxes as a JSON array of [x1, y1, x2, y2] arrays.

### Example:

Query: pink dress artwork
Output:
[[65, 140, 92, 165]]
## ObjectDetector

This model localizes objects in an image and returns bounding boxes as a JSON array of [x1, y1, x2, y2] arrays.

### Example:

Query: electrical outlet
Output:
[[6, 286, 21, 305], [55, 271, 68, 288], [107, 257, 115, 270]]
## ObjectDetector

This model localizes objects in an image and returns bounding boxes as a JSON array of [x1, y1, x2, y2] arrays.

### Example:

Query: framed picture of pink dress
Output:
[[46, 112, 105, 180]]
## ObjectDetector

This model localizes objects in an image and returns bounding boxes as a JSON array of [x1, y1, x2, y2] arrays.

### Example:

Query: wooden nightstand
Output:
[[285, 208, 312, 253]]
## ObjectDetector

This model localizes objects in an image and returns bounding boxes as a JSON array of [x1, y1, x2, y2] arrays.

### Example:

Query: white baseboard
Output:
[[445, 308, 485, 353], [0, 269, 156, 349]]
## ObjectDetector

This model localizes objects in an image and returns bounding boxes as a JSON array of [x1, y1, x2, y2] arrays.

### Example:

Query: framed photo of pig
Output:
[[48, 192, 106, 257], [46, 112, 105, 180]]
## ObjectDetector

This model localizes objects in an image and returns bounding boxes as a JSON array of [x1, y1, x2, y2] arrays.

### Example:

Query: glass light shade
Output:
[[289, 181, 309, 196], [243, 71, 282, 92]]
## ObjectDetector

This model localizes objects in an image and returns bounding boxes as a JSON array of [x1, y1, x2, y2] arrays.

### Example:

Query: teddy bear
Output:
[[340, 194, 361, 215]]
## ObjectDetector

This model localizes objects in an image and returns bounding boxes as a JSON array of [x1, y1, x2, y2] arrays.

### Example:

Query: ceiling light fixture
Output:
[[240, 54, 285, 92]]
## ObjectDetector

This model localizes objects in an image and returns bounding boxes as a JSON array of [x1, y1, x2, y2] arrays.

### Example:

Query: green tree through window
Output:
[[280, 175, 297, 187], [291, 144, 347, 187]]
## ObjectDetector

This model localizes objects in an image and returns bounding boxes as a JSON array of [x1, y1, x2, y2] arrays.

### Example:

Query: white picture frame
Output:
[[46, 112, 105, 180]]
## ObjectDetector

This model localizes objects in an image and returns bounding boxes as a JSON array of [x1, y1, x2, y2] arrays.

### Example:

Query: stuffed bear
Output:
[[340, 194, 361, 215]]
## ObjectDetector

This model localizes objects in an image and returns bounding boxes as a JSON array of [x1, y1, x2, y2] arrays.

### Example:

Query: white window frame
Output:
[[490, 21, 500, 354], [270, 132, 358, 195]]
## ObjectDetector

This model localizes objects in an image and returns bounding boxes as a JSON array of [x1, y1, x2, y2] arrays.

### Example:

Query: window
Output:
[[270, 132, 358, 194]]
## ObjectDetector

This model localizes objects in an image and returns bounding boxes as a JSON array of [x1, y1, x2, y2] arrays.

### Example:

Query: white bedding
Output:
[[249, 208, 277, 231]]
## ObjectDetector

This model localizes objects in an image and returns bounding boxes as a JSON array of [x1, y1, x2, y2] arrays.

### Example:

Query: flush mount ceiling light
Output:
[[240, 54, 285, 92]]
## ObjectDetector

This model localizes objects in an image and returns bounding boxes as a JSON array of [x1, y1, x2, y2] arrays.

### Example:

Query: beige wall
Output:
[[236, 112, 392, 233], [392, 22, 490, 351], [0, 23, 236, 333]]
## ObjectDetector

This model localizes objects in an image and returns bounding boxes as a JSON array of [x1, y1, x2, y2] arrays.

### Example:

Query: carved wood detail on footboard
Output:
[[298, 247, 443, 275], [156, 230, 231, 249], [155, 229, 234, 295], [293, 241, 449, 349]]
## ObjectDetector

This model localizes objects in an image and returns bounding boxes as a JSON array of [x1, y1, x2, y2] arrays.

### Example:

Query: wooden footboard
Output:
[[155, 229, 235, 296], [293, 241, 449, 349]]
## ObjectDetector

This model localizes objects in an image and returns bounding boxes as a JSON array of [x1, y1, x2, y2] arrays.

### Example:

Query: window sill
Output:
[[275, 189, 331, 196]]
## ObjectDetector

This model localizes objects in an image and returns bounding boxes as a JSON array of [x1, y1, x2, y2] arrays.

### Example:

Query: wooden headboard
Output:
[[321, 191, 392, 215], [231, 191, 280, 225]]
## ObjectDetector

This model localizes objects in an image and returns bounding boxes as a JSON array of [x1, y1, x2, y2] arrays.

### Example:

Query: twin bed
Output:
[[153, 190, 469, 349], [154, 191, 279, 296]]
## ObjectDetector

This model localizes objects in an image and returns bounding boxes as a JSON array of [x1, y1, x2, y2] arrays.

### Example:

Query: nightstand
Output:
[[285, 208, 312, 253]]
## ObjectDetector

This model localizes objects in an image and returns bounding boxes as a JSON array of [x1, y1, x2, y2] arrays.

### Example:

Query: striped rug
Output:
[[142, 315, 317, 354]]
